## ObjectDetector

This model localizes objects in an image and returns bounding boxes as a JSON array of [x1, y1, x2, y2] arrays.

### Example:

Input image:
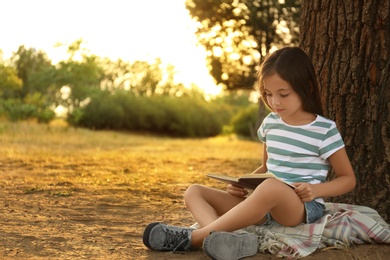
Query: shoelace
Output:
[[163, 228, 190, 252]]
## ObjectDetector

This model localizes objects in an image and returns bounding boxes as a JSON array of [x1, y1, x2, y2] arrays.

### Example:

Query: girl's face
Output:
[[263, 73, 308, 125]]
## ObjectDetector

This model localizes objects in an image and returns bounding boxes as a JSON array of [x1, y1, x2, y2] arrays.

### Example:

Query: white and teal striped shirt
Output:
[[258, 113, 344, 203]]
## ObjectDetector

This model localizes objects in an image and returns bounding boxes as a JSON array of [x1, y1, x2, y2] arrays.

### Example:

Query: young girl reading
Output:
[[142, 47, 356, 260]]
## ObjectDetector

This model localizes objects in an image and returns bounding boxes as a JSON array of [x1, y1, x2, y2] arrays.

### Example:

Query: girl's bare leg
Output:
[[184, 184, 246, 227], [187, 178, 306, 247]]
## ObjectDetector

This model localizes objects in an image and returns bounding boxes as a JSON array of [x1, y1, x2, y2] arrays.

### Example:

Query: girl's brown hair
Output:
[[258, 47, 324, 116]]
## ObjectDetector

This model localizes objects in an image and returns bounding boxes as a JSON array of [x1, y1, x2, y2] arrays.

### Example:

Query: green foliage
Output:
[[7, 100, 33, 121], [11, 46, 57, 97], [230, 104, 258, 138], [71, 90, 235, 137], [185, 0, 300, 90], [212, 90, 254, 107], [56, 55, 105, 108], [99, 57, 188, 97], [36, 109, 55, 123], [0, 98, 55, 122], [1, 45, 60, 122], [0, 64, 23, 98], [1, 99, 36, 121], [1, 40, 266, 138], [69, 88, 266, 138], [151, 95, 225, 137], [76, 91, 125, 129], [66, 107, 84, 126], [229, 102, 270, 138]]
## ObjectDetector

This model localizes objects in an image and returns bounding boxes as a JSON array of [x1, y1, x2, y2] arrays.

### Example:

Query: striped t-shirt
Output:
[[257, 113, 345, 203]]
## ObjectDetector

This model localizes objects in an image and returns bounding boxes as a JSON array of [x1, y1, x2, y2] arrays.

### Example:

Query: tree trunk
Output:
[[300, 0, 390, 221]]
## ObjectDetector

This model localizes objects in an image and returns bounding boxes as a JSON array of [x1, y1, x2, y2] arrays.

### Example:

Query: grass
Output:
[[0, 119, 262, 203], [0, 119, 263, 259]]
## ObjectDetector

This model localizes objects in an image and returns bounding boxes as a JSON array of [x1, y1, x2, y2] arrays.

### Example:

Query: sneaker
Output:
[[203, 231, 259, 260], [143, 222, 194, 252]]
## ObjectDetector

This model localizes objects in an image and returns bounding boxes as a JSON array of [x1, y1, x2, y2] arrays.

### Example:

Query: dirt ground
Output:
[[1, 187, 389, 260], [0, 121, 389, 259]]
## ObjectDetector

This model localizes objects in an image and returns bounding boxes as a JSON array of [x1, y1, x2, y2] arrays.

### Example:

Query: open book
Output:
[[207, 172, 295, 190]]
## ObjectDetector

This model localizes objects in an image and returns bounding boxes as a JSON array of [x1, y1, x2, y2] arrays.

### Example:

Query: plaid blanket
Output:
[[242, 203, 390, 258]]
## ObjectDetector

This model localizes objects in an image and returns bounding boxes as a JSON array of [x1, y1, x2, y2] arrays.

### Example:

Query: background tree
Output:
[[11, 46, 57, 99], [185, 0, 300, 90], [300, 1, 390, 220], [99, 57, 192, 97], [56, 56, 104, 107], [1, 46, 57, 122], [0, 64, 22, 99], [55, 40, 105, 111]]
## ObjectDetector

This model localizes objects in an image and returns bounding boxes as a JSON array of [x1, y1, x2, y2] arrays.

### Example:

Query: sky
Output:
[[0, 0, 221, 94]]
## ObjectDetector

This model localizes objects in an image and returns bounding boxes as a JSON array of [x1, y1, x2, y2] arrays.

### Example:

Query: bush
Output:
[[71, 91, 233, 137], [75, 91, 125, 129], [230, 103, 270, 138], [36, 109, 56, 123], [0, 97, 55, 123], [67, 108, 84, 126], [2, 99, 38, 121], [158, 96, 223, 137]]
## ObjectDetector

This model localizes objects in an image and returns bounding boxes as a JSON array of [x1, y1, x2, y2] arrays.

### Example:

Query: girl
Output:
[[142, 47, 356, 260]]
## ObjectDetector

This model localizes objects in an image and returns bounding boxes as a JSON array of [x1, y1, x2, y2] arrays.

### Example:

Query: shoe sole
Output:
[[204, 232, 259, 260], [142, 222, 160, 250]]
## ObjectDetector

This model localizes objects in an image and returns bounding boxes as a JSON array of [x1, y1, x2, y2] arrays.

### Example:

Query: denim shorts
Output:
[[266, 200, 325, 224], [304, 200, 325, 224]]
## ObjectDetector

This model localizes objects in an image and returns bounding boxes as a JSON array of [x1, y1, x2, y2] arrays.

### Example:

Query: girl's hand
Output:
[[293, 182, 317, 202], [227, 184, 248, 197]]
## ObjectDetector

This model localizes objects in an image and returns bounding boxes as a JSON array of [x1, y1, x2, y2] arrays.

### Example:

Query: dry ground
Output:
[[0, 120, 389, 259]]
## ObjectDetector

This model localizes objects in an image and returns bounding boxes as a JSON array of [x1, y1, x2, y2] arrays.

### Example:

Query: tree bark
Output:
[[300, 0, 390, 221]]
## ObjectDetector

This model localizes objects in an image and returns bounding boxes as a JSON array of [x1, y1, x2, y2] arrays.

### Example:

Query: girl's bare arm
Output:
[[251, 144, 268, 174], [294, 147, 356, 202]]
